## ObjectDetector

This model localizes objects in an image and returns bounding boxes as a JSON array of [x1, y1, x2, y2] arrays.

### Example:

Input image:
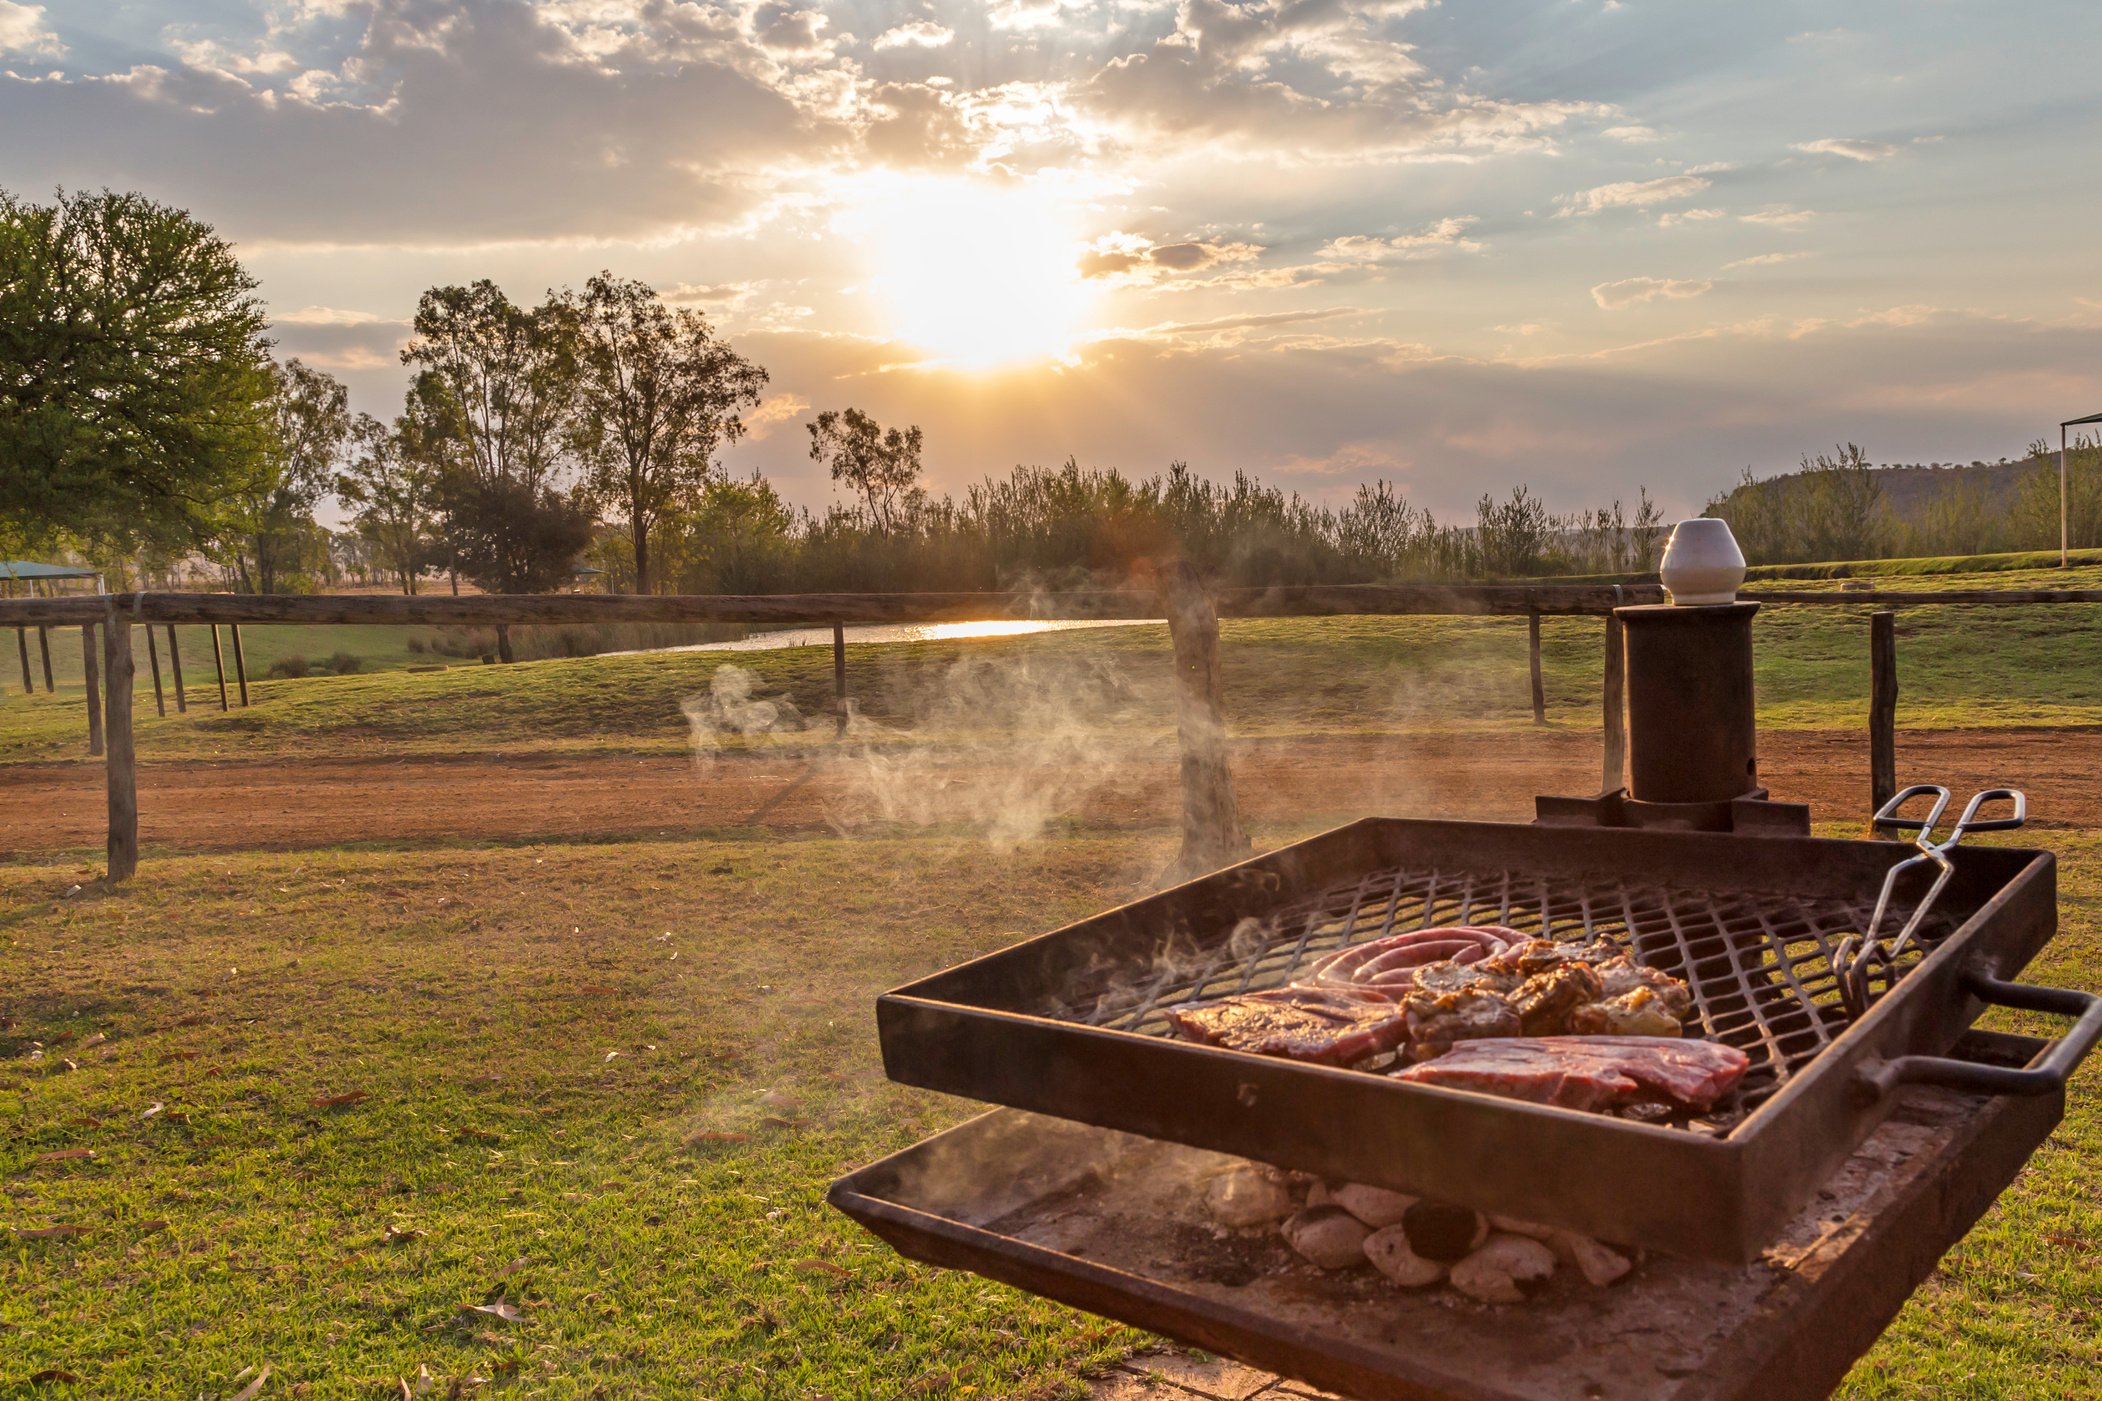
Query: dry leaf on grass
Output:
[[454, 1127, 501, 1143], [29, 1368, 84, 1384], [14, 1224, 89, 1239], [490, 1256, 528, 1280], [227, 1363, 271, 1400], [309, 1091, 369, 1109], [32, 1148, 96, 1164], [137, 1219, 169, 1233], [467, 1301, 523, 1323], [141, 1103, 163, 1119], [686, 1130, 748, 1145], [794, 1258, 850, 1279]]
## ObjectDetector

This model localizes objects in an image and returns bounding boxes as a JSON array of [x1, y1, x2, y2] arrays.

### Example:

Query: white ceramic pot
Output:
[[1659, 518, 1747, 605]]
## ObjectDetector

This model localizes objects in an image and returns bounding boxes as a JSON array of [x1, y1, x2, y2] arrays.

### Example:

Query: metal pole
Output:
[[2062, 424, 2071, 569]]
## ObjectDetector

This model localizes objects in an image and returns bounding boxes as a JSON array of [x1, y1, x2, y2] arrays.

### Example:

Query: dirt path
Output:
[[2, 727, 2092, 858]]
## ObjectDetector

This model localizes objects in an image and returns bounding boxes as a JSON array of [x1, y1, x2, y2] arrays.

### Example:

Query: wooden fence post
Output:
[[146, 622, 166, 717], [82, 623, 104, 757], [167, 625, 187, 712], [1528, 610, 1546, 724], [1870, 610, 1898, 814], [104, 612, 139, 882], [210, 624, 230, 711], [37, 625, 53, 691], [1161, 560, 1249, 878], [14, 626, 27, 694], [1602, 612, 1627, 793], [495, 623, 514, 664], [230, 622, 250, 705], [832, 621, 848, 735]]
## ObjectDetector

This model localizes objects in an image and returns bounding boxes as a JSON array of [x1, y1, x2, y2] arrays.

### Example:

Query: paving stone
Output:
[[1117, 1351, 1283, 1400]]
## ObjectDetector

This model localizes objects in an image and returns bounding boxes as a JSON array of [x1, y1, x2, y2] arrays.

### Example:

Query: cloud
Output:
[[1740, 206, 1817, 228], [1794, 137, 1899, 162], [1079, 232, 1263, 280], [1724, 252, 1810, 270], [1602, 124, 1660, 143], [1656, 208, 1725, 227], [874, 21, 955, 50], [741, 392, 811, 441], [1557, 174, 1711, 217], [1592, 277, 1713, 310], [271, 305, 392, 326], [1322, 217, 1483, 261], [0, 1, 58, 55]]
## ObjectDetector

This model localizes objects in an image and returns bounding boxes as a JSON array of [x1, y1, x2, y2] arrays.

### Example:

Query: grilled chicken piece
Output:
[[1401, 986, 1523, 1061], [1595, 955, 1694, 1020], [1409, 959, 1519, 998], [1508, 962, 1606, 1036], [1483, 937, 1618, 978], [1166, 986, 1408, 1066], [1568, 986, 1685, 1038]]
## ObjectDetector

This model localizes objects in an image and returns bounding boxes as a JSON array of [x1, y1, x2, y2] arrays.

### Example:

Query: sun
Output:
[[846, 175, 1095, 371]]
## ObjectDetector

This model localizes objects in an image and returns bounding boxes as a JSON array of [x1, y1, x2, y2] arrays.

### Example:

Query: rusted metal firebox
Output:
[[870, 817, 2070, 1261]]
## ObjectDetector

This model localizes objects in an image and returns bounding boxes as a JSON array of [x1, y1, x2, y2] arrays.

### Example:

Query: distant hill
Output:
[[1846, 458, 2041, 524]]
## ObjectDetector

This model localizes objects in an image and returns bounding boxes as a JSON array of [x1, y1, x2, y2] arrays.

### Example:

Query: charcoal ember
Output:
[[1509, 962, 1606, 1036], [1204, 1165, 1295, 1228], [1282, 1205, 1372, 1269], [1449, 1233, 1558, 1303], [1363, 1224, 1445, 1287], [1331, 1182, 1417, 1229], [1398, 1201, 1487, 1263]]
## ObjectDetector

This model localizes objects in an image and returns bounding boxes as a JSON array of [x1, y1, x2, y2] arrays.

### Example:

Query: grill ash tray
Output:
[[876, 818, 2058, 1261], [832, 1033, 2061, 1401]]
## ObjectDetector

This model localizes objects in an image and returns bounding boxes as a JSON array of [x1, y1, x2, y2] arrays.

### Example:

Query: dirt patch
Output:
[[2, 727, 2090, 858]]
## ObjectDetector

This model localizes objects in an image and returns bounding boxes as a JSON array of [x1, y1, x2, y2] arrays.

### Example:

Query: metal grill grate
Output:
[[1062, 863, 1944, 1133]]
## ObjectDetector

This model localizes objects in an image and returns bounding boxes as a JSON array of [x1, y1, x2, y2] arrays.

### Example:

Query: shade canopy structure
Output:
[[2061, 413, 2102, 567], [1, 561, 104, 593]]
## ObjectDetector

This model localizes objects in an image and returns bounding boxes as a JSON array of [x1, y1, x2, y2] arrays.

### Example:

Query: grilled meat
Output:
[[1595, 955, 1694, 1020], [1400, 986, 1523, 1061], [1568, 986, 1685, 1038], [1299, 925, 1520, 993], [1391, 1035, 1749, 1114], [1166, 986, 1408, 1066], [1508, 962, 1606, 1035], [1483, 937, 1619, 978], [1409, 959, 1519, 998]]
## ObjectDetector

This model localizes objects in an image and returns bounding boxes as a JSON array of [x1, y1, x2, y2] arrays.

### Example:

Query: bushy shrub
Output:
[[266, 654, 309, 679], [326, 651, 361, 674]]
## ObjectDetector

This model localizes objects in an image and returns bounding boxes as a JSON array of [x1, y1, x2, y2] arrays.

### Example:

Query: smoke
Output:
[[681, 648, 1170, 850]]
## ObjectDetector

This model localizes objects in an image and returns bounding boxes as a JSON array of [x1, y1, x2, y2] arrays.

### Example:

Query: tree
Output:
[[0, 188, 273, 550], [335, 414, 440, 594], [400, 280, 593, 595], [218, 358, 350, 593], [807, 408, 924, 533], [567, 274, 768, 593]]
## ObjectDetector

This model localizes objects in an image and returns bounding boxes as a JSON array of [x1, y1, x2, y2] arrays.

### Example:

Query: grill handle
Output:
[[1861, 968, 2102, 1097]]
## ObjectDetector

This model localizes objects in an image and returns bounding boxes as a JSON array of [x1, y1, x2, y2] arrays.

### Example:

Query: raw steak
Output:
[[1167, 987, 1408, 1066], [1299, 926, 1521, 993], [1390, 1036, 1749, 1113]]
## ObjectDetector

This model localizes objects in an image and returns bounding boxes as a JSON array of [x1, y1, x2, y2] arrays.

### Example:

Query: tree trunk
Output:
[[632, 517, 650, 595]]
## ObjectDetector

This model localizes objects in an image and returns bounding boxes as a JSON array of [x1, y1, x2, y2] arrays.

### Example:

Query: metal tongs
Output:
[[1834, 784, 2027, 1021]]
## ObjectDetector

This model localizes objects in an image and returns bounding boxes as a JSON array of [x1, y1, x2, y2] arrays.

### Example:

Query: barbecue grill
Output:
[[828, 558, 2101, 1399]]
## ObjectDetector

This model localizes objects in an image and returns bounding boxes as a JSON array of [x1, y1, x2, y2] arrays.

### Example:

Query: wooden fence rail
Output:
[[13, 578, 2099, 886]]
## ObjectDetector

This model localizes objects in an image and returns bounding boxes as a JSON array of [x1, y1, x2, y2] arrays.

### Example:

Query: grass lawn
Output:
[[3, 824, 2097, 1398], [11, 565, 2102, 767]]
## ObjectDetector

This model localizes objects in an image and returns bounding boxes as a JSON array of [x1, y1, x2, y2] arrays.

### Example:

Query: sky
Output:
[[4, 0, 2100, 521]]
